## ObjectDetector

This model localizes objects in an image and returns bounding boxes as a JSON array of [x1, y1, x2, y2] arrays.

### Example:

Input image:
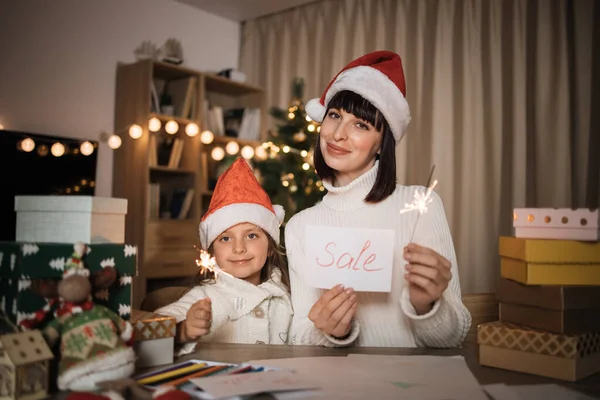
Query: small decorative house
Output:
[[0, 330, 53, 400]]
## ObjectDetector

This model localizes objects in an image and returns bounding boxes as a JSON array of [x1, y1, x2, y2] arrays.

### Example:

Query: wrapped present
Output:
[[496, 277, 600, 310], [500, 258, 600, 285], [131, 309, 176, 368], [0, 242, 137, 325], [478, 321, 600, 381], [499, 302, 600, 334], [513, 208, 599, 241], [15, 195, 127, 244], [499, 236, 600, 285], [499, 236, 600, 264]]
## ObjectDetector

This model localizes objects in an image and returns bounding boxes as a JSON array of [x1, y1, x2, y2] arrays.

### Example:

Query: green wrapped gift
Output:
[[0, 242, 137, 325]]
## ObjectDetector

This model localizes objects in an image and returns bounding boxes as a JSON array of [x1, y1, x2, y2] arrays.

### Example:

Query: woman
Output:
[[285, 51, 471, 347]]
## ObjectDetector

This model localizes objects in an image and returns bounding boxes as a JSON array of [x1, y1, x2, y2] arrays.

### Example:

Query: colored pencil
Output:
[[137, 362, 208, 385], [134, 360, 196, 380], [163, 364, 232, 387]]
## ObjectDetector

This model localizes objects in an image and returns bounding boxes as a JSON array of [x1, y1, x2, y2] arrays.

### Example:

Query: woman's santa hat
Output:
[[305, 50, 411, 144], [199, 158, 285, 249]]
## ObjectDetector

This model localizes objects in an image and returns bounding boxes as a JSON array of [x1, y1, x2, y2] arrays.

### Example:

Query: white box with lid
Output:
[[15, 195, 128, 244]]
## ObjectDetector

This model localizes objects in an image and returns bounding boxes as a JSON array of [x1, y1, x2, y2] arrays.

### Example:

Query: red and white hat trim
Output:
[[306, 54, 411, 144]]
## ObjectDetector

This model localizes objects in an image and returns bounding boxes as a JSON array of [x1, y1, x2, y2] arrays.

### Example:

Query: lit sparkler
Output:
[[194, 248, 221, 276], [400, 165, 438, 243]]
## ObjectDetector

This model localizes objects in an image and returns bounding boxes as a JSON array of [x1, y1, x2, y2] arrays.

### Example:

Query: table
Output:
[[51, 343, 600, 399]]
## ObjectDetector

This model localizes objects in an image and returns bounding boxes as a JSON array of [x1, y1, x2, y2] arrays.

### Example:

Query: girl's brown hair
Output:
[[194, 229, 290, 291]]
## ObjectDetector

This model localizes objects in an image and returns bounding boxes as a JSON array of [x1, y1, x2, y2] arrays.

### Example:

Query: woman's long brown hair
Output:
[[194, 230, 290, 291]]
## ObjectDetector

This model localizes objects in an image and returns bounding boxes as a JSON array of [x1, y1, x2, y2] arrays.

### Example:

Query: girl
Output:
[[155, 158, 292, 355], [285, 51, 472, 348]]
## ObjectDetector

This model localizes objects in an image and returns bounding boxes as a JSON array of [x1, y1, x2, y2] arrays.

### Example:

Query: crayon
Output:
[[134, 360, 196, 380], [137, 363, 208, 385], [163, 364, 232, 388]]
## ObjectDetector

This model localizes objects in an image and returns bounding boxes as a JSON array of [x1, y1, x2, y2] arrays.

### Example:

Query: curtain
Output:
[[239, 0, 599, 293]]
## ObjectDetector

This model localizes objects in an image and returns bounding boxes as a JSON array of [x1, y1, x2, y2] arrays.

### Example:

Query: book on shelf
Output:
[[208, 105, 260, 140], [151, 135, 184, 168], [152, 76, 197, 118], [170, 188, 195, 219]]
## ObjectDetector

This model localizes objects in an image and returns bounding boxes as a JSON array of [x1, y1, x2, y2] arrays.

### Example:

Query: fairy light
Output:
[[80, 141, 94, 156], [148, 117, 161, 132], [200, 130, 214, 144]]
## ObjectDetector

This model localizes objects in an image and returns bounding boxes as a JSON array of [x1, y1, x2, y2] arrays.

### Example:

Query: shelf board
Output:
[[150, 113, 198, 126], [153, 61, 201, 81], [204, 74, 264, 96], [211, 136, 263, 148], [150, 165, 196, 174]]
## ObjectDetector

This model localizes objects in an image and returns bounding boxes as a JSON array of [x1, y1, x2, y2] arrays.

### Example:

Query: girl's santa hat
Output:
[[199, 158, 285, 249], [305, 50, 411, 144]]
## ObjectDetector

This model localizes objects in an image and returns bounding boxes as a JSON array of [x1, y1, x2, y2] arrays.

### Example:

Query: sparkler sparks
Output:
[[195, 249, 220, 275], [399, 179, 438, 215]]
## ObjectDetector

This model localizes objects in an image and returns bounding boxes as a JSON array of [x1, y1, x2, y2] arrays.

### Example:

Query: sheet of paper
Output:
[[514, 384, 599, 400], [190, 370, 319, 399], [250, 355, 489, 400], [304, 225, 395, 292]]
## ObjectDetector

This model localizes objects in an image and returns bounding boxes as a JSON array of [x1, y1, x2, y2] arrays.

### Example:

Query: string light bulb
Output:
[[107, 134, 122, 149], [165, 120, 179, 134], [0, 123, 4, 130], [20, 138, 35, 152], [148, 117, 161, 132], [200, 130, 214, 144], [185, 123, 199, 137], [80, 141, 94, 156], [254, 145, 267, 160], [241, 145, 254, 159], [225, 141, 239, 155], [211, 147, 225, 161], [51, 142, 65, 157], [129, 124, 143, 139]]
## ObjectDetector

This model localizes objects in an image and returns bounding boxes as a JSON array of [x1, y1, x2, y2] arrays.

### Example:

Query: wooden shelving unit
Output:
[[112, 59, 267, 308]]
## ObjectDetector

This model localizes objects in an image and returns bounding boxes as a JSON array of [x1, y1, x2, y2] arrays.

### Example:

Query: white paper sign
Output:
[[305, 225, 395, 292], [190, 370, 319, 399]]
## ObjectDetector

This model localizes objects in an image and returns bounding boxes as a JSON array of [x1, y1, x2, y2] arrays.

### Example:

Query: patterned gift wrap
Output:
[[477, 321, 600, 358], [0, 242, 137, 325], [478, 321, 600, 381], [131, 310, 176, 342]]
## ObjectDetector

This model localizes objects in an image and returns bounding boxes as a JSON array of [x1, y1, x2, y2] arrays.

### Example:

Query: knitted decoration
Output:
[[37, 243, 136, 391]]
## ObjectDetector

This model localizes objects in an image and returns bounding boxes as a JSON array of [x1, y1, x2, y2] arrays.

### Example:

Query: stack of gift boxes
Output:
[[0, 195, 175, 370], [478, 208, 600, 381]]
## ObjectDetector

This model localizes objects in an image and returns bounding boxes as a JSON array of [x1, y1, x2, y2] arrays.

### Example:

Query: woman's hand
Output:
[[309, 284, 357, 338], [179, 298, 212, 342], [403, 243, 452, 315]]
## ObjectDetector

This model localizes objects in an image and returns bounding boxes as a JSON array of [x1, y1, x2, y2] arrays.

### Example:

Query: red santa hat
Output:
[[305, 50, 411, 144], [199, 158, 285, 249]]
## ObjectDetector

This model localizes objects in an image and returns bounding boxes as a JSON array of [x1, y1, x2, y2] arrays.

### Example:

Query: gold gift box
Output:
[[131, 309, 176, 342], [499, 236, 600, 264]]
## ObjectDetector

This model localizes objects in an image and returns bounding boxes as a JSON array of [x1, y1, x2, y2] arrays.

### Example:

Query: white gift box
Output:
[[513, 208, 599, 241], [15, 195, 128, 244]]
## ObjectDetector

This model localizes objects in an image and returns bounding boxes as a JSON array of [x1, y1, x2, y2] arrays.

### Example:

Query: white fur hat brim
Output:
[[199, 203, 285, 249], [306, 66, 411, 145]]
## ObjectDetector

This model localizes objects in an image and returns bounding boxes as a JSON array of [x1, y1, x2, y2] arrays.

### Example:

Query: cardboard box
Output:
[[496, 277, 600, 310], [499, 236, 600, 264], [513, 208, 599, 241], [131, 310, 176, 368], [500, 257, 600, 285], [499, 303, 600, 334], [0, 242, 137, 325], [478, 321, 600, 381], [15, 195, 128, 244]]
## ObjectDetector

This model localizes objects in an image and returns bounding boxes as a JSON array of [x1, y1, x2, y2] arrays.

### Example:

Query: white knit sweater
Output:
[[285, 162, 471, 348], [155, 269, 293, 355]]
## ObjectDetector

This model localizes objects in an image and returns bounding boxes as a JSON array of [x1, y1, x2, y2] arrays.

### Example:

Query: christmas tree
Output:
[[253, 78, 325, 221]]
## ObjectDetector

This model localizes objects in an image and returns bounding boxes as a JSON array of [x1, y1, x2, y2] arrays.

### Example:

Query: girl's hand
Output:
[[403, 243, 452, 315], [309, 284, 357, 338], [181, 298, 212, 341]]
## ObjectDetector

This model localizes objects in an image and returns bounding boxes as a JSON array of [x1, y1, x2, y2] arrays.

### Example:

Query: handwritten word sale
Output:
[[315, 241, 382, 272]]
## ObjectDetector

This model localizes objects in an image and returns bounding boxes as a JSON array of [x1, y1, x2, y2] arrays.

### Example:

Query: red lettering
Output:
[[337, 253, 353, 269], [316, 242, 335, 267], [316, 240, 381, 272], [363, 253, 381, 271]]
